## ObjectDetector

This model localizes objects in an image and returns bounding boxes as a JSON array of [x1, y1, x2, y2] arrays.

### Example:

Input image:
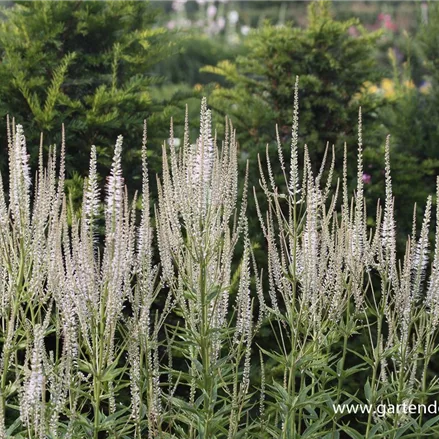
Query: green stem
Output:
[[1, 241, 24, 412], [93, 285, 106, 439], [332, 300, 350, 438], [365, 354, 379, 438], [93, 376, 101, 439], [199, 256, 212, 436], [365, 306, 384, 438], [420, 324, 432, 427], [288, 186, 299, 436]]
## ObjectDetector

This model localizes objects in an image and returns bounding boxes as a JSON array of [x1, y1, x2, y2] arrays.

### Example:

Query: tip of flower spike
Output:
[[105, 135, 125, 218]]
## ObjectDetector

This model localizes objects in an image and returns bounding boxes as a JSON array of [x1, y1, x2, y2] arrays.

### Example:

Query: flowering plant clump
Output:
[[0, 86, 439, 438]]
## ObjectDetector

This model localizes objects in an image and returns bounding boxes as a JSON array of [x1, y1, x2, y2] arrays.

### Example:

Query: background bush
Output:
[[0, 0, 178, 196]]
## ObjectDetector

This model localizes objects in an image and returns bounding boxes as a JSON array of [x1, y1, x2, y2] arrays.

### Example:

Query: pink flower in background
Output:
[[207, 5, 217, 19], [348, 26, 359, 37], [217, 17, 226, 30], [362, 173, 372, 184], [378, 13, 397, 31]]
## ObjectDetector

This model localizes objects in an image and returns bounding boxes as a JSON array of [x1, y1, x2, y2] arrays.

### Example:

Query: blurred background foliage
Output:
[[1, 0, 439, 430], [0, 0, 179, 201]]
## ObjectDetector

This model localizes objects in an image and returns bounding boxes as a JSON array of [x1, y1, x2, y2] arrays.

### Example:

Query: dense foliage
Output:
[[0, 0, 175, 190], [202, 1, 384, 164], [373, 1, 439, 241]]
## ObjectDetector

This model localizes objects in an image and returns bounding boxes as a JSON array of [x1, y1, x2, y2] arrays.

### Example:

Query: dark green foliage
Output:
[[371, 91, 437, 245], [202, 0, 384, 165], [0, 0, 175, 194], [373, 2, 439, 245], [153, 32, 244, 87]]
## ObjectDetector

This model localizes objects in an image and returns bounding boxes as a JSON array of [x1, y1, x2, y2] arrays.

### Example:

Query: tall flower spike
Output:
[[18, 123, 31, 187], [316, 142, 329, 188], [37, 133, 44, 194], [9, 124, 31, 233], [289, 76, 300, 199], [182, 104, 190, 174], [56, 123, 66, 204], [322, 144, 335, 203], [426, 177, 439, 329], [138, 120, 151, 260], [20, 324, 45, 431], [342, 142, 349, 227], [276, 124, 285, 173], [106, 135, 124, 220], [83, 145, 100, 234], [193, 99, 214, 187], [0, 174, 7, 230], [354, 108, 364, 259], [381, 135, 397, 279], [189, 98, 214, 218], [412, 195, 432, 299]]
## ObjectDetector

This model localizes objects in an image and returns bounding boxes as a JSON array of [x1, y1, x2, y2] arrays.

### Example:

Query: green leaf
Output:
[[364, 378, 372, 403], [341, 425, 366, 439], [422, 413, 439, 430]]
